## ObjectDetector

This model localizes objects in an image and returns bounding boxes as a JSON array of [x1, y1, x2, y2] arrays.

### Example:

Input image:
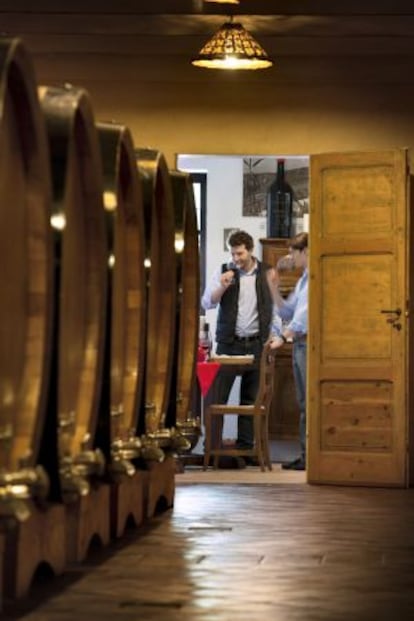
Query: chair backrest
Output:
[[255, 343, 276, 413]]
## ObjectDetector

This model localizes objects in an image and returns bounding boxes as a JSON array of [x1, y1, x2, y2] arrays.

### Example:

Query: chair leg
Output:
[[253, 416, 265, 472], [262, 416, 272, 471], [203, 410, 211, 470], [212, 414, 223, 469]]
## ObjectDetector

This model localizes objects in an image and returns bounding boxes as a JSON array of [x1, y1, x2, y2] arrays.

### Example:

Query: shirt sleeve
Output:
[[274, 272, 308, 334], [275, 290, 296, 322], [286, 280, 308, 334], [270, 306, 283, 337], [201, 267, 222, 310]]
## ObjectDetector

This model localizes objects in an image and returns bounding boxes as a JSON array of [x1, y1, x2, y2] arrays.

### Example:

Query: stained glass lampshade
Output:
[[192, 19, 273, 70]]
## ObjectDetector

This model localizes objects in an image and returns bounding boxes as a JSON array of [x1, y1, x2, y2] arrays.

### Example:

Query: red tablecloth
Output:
[[196, 361, 221, 397]]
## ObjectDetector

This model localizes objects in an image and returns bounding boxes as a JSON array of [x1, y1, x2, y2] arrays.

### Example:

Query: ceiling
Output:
[[1, 0, 414, 87]]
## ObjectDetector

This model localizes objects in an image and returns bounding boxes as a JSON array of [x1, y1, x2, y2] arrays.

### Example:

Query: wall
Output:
[[85, 81, 414, 169]]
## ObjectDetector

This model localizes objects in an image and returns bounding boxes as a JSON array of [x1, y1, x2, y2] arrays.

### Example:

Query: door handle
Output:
[[380, 308, 402, 316], [386, 317, 398, 324]]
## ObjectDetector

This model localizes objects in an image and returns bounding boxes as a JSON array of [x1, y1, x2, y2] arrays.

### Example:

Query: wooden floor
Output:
[[4, 468, 414, 621]]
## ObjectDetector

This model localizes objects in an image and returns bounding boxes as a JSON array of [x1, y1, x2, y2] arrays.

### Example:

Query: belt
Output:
[[234, 334, 260, 343]]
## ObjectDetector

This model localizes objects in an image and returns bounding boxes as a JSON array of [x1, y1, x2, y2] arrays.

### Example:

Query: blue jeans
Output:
[[292, 341, 307, 459]]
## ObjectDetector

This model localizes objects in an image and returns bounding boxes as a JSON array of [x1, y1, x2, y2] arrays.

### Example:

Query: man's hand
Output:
[[266, 267, 284, 305], [266, 266, 280, 289], [277, 253, 294, 272], [269, 336, 285, 350], [220, 270, 236, 288]]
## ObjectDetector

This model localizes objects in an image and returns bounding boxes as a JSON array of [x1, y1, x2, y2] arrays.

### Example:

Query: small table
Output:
[[196, 355, 255, 398]]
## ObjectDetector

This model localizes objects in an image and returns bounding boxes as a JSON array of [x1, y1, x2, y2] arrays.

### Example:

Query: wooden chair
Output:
[[203, 343, 276, 471]]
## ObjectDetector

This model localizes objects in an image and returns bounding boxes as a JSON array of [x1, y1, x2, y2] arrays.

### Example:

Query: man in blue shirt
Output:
[[202, 230, 273, 457], [268, 232, 309, 471]]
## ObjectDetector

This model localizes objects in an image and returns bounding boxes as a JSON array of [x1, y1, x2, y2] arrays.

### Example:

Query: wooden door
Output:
[[308, 149, 411, 487]]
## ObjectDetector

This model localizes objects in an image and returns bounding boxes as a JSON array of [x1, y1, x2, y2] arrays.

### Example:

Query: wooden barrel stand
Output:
[[3, 503, 66, 599], [110, 472, 146, 538], [145, 456, 176, 519], [65, 485, 110, 564]]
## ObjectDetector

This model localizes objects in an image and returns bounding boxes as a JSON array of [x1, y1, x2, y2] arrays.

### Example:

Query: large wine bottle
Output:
[[266, 158, 293, 238]]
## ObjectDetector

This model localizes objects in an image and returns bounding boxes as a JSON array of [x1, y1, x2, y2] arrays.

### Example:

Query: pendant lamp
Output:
[[192, 16, 273, 70]]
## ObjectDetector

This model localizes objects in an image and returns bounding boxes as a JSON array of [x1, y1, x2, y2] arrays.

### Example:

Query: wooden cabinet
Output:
[[260, 237, 303, 296], [270, 344, 300, 438], [260, 238, 301, 439]]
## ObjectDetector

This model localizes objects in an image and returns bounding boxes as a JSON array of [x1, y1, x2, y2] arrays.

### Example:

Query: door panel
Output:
[[322, 254, 392, 360], [308, 149, 409, 487]]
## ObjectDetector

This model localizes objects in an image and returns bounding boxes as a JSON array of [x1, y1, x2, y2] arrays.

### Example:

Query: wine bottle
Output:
[[267, 158, 293, 238], [199, 322, 212, 361]]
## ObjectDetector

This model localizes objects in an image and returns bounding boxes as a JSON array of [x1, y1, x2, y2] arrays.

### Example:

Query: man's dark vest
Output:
[[216, 260, 273, 344]]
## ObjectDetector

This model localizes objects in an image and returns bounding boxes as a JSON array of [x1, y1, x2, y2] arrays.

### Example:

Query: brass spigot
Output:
[[146, 427, 172, 448], [109, 455, 136, 481], [175, 416, 202, 453], [59, 455, 90, 504], [140, 435, 165, 462], [111, 433, 142, 461], [170, 428, 192, 453], [72, 445, 106, 478], [0, 489, 31, 525], [109, 432, 142, 480], [0, 464, 49, 501], [0, 463, 50, 524], [58, 434, 105, 503]]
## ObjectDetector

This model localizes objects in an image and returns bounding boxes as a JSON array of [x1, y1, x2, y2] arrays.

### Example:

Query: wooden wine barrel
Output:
[[0, 39, 53, 472], [97, 122, 146, 445], [136, 149, 176, 435], [169, 171, 200, 425], [39, 85, 107, 463]]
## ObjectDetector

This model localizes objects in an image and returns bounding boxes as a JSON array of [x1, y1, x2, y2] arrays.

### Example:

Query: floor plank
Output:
[[4, 480, 414, 620]]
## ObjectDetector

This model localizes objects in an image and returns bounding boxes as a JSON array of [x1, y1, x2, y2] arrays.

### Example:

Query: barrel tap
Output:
[[58, 411, 91, 502], [0, 426, 50, 524], [174, 414, 202, 453], [0, 461, 49, 524], [72, 433, 106, 479], [141, 403, 169, 460], [59, 454, 90, 504], [154, 409, 193, 454], [110, 411, 142, 480], [140, 436, 165, 462]]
